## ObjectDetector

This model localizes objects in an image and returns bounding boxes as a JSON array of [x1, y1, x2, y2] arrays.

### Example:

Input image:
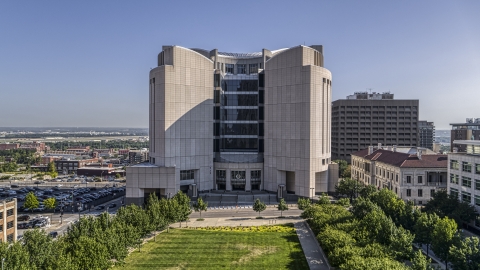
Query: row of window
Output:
[[180, 170, 195, 181], [215, 170, 262, 180], [450, 160, 480, 174], [450, 173, 480, 190], [221, 63, 261, 75], [406, 188, 435, 198], [450, 188, 480, 206]]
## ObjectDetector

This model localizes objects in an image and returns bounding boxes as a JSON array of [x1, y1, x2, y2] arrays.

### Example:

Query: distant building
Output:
[[447, 140, 480, 230], [76, 164, 125, 179], [332, 93, 419, 162], [128, 149, 148, 164], [19, 142, 48, 153], [418, 121, 435, 150], [450, 118, 480, 152], [0, 143, 19, 151], [0, 199, 17, 243], [54, 158, 98, 174], [351, 145, 447, 205], [66, 146, 90, 155]]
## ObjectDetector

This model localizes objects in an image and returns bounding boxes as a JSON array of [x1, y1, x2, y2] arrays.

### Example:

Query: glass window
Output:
[[249, 64, 258, 74], [221, 94, 258, 106], [430, 189, 435, 197], [222, 80, 258, 92], [476, 164, 480, 174], [222, 138, 258, 151], [406, 189, 411, 197], [418, 176, 423, 184], [237, 64, 246, 74], [221, 123, 258, 135], [180, 170, 195, 181], [6, 209, 13, 217], [216, 170, 226, 179], [450, 188, 459, 198], [406, 176, 411, 183], [221, 109, 258, 121], [6, 233, 13, 243], [450, 173, 459, 184], [462, 162, 472, 172], [476, 179, 480, 191], [6, 221, 13, 229], [418, 189, 423, 197], [450, 160, 459, 170], [462, 176, 472, 188], [462, 192, 472, 203], [231, 171, 246, 180], [225, 64, 234, 74], [475, 195, 480, 207]]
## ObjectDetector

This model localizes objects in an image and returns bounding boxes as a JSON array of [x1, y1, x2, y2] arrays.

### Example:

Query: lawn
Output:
[[113, 225, 309, 269]]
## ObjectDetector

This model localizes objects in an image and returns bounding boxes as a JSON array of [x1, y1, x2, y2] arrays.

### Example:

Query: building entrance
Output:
[[231, 170, 246, 191]]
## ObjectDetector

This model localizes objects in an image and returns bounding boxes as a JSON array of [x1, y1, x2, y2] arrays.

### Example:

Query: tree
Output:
[[414, 212, 440, 256], [297, 197, 311, 210], [333, 159, 349, 178], [431, 216, 459, 267], [44, 197, 56, 211], [69, 236, 110, 270], [253, 199, 266, 217], [47, 161, 58, 178], [317, 193, 331, 205], [24, 192, 39, 212], [193, 197, 208, 217], [277, 198, 288, 217], [359, 184, 377, 199], [335, 178, 362, 200], [449, 236, 480, 270], [423, 189, 478, 227], [336, 198, 350, 207], [411, 250, 434, 270], [115, 173, 121, 179], [173, 191, 192, 227]]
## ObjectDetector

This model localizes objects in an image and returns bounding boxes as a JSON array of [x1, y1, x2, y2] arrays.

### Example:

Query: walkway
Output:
[[294, 222, 330, 270]]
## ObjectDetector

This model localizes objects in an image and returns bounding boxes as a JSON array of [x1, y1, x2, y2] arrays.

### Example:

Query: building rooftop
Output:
[[352, 148, 447, 168]]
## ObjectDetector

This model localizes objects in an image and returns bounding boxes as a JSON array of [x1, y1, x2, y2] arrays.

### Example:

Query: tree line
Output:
[[0, 192, 191, 269], [300, 178, 480, 270]]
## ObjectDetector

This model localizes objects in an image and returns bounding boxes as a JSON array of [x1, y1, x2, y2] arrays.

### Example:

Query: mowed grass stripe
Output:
[[113, 227, 308, 269]]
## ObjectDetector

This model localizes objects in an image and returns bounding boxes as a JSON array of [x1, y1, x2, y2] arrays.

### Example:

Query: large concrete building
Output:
[[126, 45, 335, 205], [351, 145, 447, 205], [332, 92, 419, 163], [0, 199, 17, 243], [418, 120, 435, 150], [448, 140, 480, 230], [450, 118, 480, 152]]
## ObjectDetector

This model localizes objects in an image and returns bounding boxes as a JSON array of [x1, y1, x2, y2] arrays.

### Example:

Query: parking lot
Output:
[[0, 181, 125, 235]]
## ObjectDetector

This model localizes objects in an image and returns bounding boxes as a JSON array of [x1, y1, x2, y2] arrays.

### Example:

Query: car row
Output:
[[18, 216, 50, 229]]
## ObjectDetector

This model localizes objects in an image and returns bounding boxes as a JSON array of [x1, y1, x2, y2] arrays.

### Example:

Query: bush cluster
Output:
[[195, 224, 295, 233]]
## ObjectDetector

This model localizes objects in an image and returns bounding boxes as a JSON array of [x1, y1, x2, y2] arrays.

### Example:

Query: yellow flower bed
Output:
[[194, 224, 295, 233]]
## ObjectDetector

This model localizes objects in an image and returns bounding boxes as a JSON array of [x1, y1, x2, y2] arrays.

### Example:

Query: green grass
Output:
[[113, 226, 308, 269]]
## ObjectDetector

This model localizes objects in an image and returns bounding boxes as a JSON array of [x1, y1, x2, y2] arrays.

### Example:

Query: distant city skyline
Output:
[[1, 1, 479, 129]]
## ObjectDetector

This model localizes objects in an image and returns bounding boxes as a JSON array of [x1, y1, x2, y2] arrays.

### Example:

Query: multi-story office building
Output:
[[450, 118, 480, 152], [126, 45, 335, 205], [332, 92, 419, 163], [0, 199, 17, 243], [55, 158, 98, 174], [448, 140, 480, 229], [128, 149, 149, 164], [418, 121, 435, 150], [351, 145, 447, 205]]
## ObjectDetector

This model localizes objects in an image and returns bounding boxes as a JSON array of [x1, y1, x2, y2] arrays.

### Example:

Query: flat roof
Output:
[[453, 140, 480, 146]]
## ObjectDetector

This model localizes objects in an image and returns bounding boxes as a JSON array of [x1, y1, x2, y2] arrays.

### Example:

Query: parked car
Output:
[[17, 215, 30, 221], [108, 203, 117, 208], [10, 184, 19, 188], [95, 205, 105, 210], [34, 181, 44, 184], [48, 231, 58, 238]]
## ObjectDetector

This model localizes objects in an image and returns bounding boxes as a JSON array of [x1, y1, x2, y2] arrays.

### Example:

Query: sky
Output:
[[1, 1, 479, 129]]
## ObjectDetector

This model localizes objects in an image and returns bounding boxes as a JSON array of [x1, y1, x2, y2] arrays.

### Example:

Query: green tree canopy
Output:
[[173, 191, 192, 227], [253, 199, 266, 217], [193, 197, 208, 217], [43, 197, 56, 211], [24, 192, 39, 211], [335, 178, 362, 200], [431, 216, 459, 266], [449, 236, 480, 270], [297, 197, 311, 210], [277, 198, 288, 217]]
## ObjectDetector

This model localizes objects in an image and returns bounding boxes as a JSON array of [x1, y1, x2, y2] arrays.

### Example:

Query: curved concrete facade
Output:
[[126, 45, 334, 205], [264, 46, 332, 197]]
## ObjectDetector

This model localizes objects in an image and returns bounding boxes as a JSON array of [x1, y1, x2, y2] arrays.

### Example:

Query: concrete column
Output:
[[13, 199, 17, 242], [245, 169, 251, 191], [3, 201, 6, 241], [226, 169, 232, 191]]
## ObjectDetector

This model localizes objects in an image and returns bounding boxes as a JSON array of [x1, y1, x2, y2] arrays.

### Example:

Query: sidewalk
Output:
[[295, 222, 330, 270]]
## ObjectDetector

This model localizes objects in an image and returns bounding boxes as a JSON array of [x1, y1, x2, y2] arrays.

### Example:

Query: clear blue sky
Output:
[[1, 1, 479, 129]]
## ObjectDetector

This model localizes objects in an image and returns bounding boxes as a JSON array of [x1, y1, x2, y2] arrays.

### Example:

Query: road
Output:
[[189, 205, 303, 219]]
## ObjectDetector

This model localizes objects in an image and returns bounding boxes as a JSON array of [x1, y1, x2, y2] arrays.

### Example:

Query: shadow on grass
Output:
[[283, 233, 310, 270]]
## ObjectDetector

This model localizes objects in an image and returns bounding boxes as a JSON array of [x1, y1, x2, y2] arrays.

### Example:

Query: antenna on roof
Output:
[[367, 88, 373, 94]]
